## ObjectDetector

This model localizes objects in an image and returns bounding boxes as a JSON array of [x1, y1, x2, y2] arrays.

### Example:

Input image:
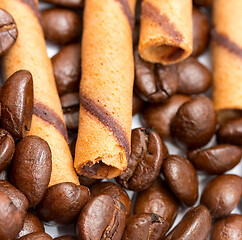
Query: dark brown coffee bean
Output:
[[192, 8, 209, 57], [61, 93, 79, 131], [141, 95, 191, 139], [134, 50, 178, 103], [0, 191, 24, 240], [122, 213, 169, 240], [90, 182, 131, 217], [41, 0, 83, 8], [36, 182, 90, 225], [132, 93, 143, 116], [201, 174, 242, 219], [19, 232, 53, 240], [0, 180, 28, 218], [16, 212, 44, 239], [78, 175, 101, 187], [188, 144, 242, 174], [211, 214, 242, 240], [52, 43, 81, 95], [42, 8, 81, 45], [10, 136, 52, 207], [55, 236, 76, 240], [162, 155, 198, 206], [0, 9, 18, 55], [0, 169, 9, 181], [77, 195, 126, 240], [0, 70, 33, 140], [0, 129, 15, 172], [165, 205, 211, 240], [217, 117, 242, 146], [134, 178, 179, 229], [176, 58, 211, 95], [193, 0, 211, 7], [172, 96, 216, 149], [116, 128, 164, 192]]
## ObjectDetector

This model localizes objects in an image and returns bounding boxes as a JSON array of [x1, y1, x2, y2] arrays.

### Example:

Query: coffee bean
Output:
[[0, 191, 24, 240], [0, 129, 15, 172], [0, 169, 9, 181], [177, 58, 211, 95], [217, 117, 242, 146], [188, 144, 242, 174], [10, 136, 52, 207], [134, 178, 179, 229], [36, 182, 90, 225], [165, 205, 211, 240], [41, 0, 83, 8], [0, 180, 29, 219], [19, 232, 53, 240], [192, 8, 209, 57], [134, 50, 178, 103], [61, 93, 79, 131], [122, 213, 169, 240], [172, 96, 216, 149], [211, 214, 242, 240], [77, 195, 126, 240], [201, 174, 242, 219], [132, 93, 143, 116], [78, 175, 101, 187], [0, 9, 18, 55], [52, 43, 81, 96], [0, 70, 33, 140], [116, 128, 164, 192], [162, 155, 198, 206], [42, 8, 81, 45], [141, 95, 191, 139], [193, 0, 211, 6], [16, 212, 44, 239], [55, 236, 76, 240], [90, 182, 131, 216]]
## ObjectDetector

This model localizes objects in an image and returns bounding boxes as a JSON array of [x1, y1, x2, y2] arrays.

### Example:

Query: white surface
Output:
[[39, 2, 242, 238]]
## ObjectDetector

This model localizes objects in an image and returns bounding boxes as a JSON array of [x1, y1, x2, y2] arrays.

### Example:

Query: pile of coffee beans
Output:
[[0, 0, 240, 239]]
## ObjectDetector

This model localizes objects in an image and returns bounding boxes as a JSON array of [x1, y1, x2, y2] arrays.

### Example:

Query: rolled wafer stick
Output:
[[212, 0, 242, 124], [0, 0, 79, 186], [138, 0, 193, 65], [74, 0, 136, 179]]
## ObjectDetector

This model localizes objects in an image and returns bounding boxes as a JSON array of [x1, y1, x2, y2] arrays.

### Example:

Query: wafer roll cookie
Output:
[[74, 0, 136, 179], [138, 0, 193, 65], [212, 0, 242, 123], [0, 0, 79, 186]]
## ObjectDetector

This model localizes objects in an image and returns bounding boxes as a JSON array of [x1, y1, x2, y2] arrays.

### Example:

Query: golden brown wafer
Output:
[[0, 0, 79, 186], [74, 0, 136, 179], [212, 0, 242, 123], [138, 0, 193, 65]]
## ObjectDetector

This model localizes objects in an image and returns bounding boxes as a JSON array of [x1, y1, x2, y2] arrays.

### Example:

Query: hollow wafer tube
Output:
[[74, 0, 136, 179], [138, 0, 193, 65], [212, 0, 242, 123], [0, 0, 79, 186]]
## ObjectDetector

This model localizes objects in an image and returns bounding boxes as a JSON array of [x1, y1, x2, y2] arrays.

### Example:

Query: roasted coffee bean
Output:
[[165, 205, 211, 240], [172, 96, 216, 149], [36, 182, 90, 225], [52, 43, 81, 95], [141, 95, 191, 139], [176, 58, 211, 95], [132, 93, 143, 115], [0, 180, 28, 218], [90, 182, 131, 216], [192, 8, 209, 57], [10, 136, 52, 207], [61, 93, 79, 131], [134, 178, 179, 229], [41, 0, 83, 8], [193, 0, 211, 7], [0, 191, 24, 240], [0, 129, 15, 172], [19, 232, 53, 240], [133, 24, 140, 47], [122, 213, 169, 240], [211, 214, 242, 240], [116, 128, 164, 192], [0, 9, 18, 55], [0, 169, 8, 181], [78, 175, 101, 187], [16, 212, 44, 239], [162, 155, 198, 206], [201, 174, 242, 219], [42, 8, 81, 45], [0, 70, 33, 140], [217, 117, 242, 146], [188, 144, 242, 174], [77, 195, 126, 240], [55, 236, 76, 240], [134, 50, 178, 103]]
